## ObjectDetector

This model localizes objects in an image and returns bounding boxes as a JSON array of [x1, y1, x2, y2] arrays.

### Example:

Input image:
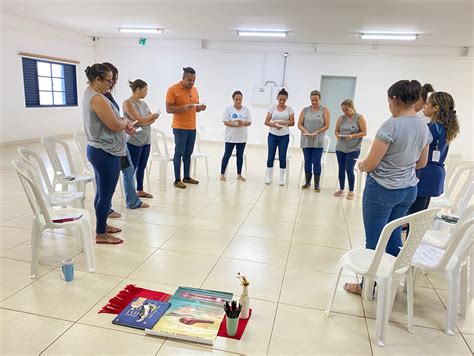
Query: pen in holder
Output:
[[223, 300, 241, 337]]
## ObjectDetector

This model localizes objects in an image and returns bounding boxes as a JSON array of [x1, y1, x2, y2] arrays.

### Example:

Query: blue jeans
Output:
[[173, 129, 196, 181], [363, 175, 417, 257], [87, 146, 121, 234], [267, 133, 289, 169], [121, 149, 142, 209], [127, 143, 151, 191], [303, 147, 324, 175], [336, 150, 360, 191], [221, 142, 246, 174]]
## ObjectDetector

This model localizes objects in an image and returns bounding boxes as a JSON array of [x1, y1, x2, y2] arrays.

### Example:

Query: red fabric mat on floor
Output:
[[217, 309, 252, 340], [98, 284, 171, 314]]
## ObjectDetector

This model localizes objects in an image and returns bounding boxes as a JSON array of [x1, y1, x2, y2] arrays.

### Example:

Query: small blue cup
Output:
[[61, 259, 74, 282]]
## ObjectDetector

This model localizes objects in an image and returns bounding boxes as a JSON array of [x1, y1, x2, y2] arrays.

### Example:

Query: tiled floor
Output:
[[0, 137, 472, 355]]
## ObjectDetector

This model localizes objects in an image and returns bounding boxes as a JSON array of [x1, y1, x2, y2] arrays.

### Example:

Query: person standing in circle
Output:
[[123, 79, 159, 199], [220, 91, 252, 181], [264, 88, 295, 186], [298, 90, 330, 192], [334, 99, 367, 199], [166, 67, 206, 189], [407, 91, 460, 214]]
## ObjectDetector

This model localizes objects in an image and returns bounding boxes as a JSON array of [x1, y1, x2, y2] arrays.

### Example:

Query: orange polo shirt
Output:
[[166, 82, 200, 130]]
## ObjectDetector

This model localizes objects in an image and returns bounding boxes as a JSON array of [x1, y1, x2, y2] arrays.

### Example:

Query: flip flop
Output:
[[138, 192, 154, 198], [343, 283, 362, 295], [139, 202, 150, 208], [333, 190, 345, 197], [96, 235, 123, 244], [106, 225, 122, 234], [108, 210, 122, 219]]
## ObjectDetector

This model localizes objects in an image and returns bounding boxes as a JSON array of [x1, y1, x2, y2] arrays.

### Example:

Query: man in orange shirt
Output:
[[166, 67, 207, 188]]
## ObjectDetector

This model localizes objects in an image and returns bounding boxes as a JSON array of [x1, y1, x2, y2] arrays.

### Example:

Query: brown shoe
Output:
[[183, 177, 199, 184], [174, 180, 186, 189]]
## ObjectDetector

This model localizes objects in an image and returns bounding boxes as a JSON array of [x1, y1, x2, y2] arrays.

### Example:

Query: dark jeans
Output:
[[303, 147, 324, 175], [221, 142, 246, 174], [336, 150, 360, 191], [407, 196, 431, 215], [87, 146, 121, 234], [127, 143, 151, 191], [267, 133, 289, 169], [363, 175, 417, 257], [173, 128, 196, 181]]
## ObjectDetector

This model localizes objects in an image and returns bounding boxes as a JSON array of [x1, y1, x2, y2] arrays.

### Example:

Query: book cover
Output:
[[146, 287, 232, 345], [112, 297, 170, 330]]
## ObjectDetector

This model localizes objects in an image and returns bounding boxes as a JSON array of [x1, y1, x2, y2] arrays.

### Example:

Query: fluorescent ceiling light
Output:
[[118, 27, 164, 34], [359, 33, 417, 40], [237, 30, 288, 38]]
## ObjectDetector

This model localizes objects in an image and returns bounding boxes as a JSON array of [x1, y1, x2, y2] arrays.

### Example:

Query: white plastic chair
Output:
[[73, 131, 109, 196], [17, 148, 84, 208], [146, 128, 173, 188], [355, 137, 374, 194], [326, 208, 438, 347], [191, 131, 209, 179], [12, 160, 95, 278], [444, 153, 463, 189], [298, 135, 331, 187], [41, 136, 94, 197], [410, 218, 474, 335], [429, 162, 474, 212]]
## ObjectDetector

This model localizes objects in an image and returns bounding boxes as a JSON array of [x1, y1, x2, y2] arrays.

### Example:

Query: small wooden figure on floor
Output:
[[236, 272, 250, 319]]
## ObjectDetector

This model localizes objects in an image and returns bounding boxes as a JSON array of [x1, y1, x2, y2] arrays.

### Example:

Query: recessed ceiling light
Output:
[[359, 33, 418, 40], [118, 27, 164, 34], [237, 30, 288, 38]]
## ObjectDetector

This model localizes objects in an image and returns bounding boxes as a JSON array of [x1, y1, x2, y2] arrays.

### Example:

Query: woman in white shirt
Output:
[[220, 91, 252, 181], [264, 88, 295, 186]]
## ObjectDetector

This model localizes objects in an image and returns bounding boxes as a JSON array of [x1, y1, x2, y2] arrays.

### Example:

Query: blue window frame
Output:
[[22, 57, 78, 107]]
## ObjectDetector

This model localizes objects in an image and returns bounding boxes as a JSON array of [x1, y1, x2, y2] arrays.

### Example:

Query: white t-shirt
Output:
[[223, 105, 252, 143], [268, 104, 294, 136]]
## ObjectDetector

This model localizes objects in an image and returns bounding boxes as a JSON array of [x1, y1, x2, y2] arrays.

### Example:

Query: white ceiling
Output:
[[2, 0, 473, 47]]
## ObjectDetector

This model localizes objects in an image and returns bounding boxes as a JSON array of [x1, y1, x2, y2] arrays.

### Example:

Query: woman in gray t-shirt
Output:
[[343, 80, 431, 295], [82, 63, 135, 245], [297, 90, 330, 191], [123, 79, 160, 199], [334, 99, 367, 199]]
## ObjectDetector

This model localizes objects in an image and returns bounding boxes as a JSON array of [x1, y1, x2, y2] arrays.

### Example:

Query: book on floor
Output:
[[146, 287, 233, 345], [112, 297, 170, 330]]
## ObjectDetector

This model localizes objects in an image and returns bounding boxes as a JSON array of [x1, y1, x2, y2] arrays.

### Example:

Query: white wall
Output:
[[1, 14, 472, 159], [95, 38, 473, 158], [0, 12, 94, 143]]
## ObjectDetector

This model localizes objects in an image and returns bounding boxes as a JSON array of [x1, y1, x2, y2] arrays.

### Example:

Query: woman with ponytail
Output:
[[344, 80, 432, 295], [407, 91, 460, 214]]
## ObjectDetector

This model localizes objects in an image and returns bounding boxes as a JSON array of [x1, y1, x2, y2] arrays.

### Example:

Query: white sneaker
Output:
[[279, 169, 286, 186], [265, 167, 273, 184]]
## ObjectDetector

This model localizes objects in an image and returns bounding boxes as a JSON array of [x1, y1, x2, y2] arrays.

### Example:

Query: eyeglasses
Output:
[[100, 77, 114, 86]]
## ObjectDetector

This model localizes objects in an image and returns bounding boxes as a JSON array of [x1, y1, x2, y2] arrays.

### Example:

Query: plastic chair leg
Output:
[[406, 267, 415, 333], [30, 224, 43, 279], [159, 161, 167, 187], [205, 157, 209, 179], [286, 160, 290, 183], [460, 265, 468, 317], [375, 278, 390, 347], [146, 160, 152, 192], [446, 270, 460, 335], [325, 264, 344, 316]]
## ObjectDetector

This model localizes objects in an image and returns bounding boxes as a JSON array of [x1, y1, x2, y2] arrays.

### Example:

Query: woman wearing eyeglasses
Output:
[[83, 63, 135, 245]]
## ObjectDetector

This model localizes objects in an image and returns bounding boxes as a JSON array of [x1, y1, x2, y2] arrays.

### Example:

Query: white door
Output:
[[320, 76, 357, 152]]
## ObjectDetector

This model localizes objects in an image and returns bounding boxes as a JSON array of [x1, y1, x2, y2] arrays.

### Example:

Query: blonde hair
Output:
[[341, 99, 355, 111], [429, 92, 460, 144]]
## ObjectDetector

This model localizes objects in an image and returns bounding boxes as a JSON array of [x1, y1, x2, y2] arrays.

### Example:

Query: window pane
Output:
[[38, 77, 52, 91], [51, 64, 64, 78], [37, 62, 51, 76], [52, 78, 65, 91], [39, 91, 53, 105], [53, 91, 66, 105]]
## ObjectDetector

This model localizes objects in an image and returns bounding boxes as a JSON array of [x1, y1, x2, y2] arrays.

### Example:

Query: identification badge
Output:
[[432, 150, 441, 162]]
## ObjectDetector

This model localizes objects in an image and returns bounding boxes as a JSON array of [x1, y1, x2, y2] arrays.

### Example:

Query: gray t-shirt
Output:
[[82, 87, 126, 156], [300, 106, 326, 148], [371, 115, 432, 189], [124, 99, 152, 146], [335, 113, 362, 153]]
